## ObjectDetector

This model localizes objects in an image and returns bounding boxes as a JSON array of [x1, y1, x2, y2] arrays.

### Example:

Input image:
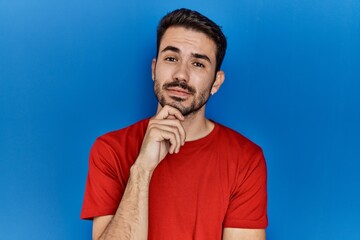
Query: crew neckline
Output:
[[142, 118, 219, 149], [181, 119, 218, 149]]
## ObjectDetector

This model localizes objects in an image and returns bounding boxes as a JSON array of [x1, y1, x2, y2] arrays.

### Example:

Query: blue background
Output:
[[1, 0, 359, 239]]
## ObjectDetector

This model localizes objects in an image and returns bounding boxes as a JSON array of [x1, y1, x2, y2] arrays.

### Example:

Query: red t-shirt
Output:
[[81, 119, 267, 239]]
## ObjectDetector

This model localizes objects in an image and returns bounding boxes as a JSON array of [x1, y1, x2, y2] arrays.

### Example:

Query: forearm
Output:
[[222, 228, 266, 240], [99, 164, 151, 240]]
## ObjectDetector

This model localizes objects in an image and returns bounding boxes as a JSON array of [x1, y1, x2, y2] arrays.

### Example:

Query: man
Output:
[[81, 8, 268, 240]]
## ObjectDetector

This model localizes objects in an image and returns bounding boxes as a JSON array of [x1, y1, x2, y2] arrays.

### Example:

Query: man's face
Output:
[[152, 26, 223, 116]]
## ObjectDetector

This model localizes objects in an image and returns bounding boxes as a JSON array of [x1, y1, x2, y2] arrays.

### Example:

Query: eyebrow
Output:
[[192, 53, 212, 64], [161, 45, 212, 64], [161, 45, 180, 54]]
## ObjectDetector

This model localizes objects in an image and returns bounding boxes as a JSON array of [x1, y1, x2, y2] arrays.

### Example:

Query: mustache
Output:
[[163, 79, 196, 94]]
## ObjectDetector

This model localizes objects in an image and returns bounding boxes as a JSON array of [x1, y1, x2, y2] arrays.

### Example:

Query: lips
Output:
[[166, 87, 191, 97]]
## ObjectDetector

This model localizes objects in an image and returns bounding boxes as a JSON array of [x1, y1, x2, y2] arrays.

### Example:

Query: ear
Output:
[[211, 70, 225, 95], [151, 58, 156, 81]]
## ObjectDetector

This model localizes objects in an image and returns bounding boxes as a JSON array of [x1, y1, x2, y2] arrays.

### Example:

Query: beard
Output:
[[153, 76, 214, 117]]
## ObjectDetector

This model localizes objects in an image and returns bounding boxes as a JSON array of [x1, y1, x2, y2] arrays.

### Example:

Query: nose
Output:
[[173, 62, 189, 82]]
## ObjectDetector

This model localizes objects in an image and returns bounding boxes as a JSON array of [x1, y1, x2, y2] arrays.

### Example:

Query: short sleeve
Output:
[[223, 148, 268, 229], [80, 138, 125, 220]]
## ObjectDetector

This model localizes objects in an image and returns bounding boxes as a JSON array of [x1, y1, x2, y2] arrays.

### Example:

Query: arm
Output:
[[93, 106, 186, 240], [223, 228, 266, 240], [93, 165, 151, 240]]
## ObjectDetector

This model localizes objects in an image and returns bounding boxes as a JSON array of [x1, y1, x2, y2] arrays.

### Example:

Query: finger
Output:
[[151, 127, 178, 154], [155, 105, 185, 121], [150, 119, 185, 146], [148, 123, 181, 152], [177, 121, 186, 145]]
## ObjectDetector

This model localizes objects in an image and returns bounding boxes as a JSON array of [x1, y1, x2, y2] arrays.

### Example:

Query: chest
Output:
[[148, 152, 232, 238]]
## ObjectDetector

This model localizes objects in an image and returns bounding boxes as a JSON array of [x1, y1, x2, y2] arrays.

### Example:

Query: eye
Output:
[[193, 62, 205, 68], [164, 57, 177, 62]]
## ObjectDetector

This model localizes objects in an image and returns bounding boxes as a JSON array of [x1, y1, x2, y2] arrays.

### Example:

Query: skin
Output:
[[92, 26, 265, 240]]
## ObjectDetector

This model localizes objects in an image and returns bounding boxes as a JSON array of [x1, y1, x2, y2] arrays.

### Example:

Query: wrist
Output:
[[130, 162, 153, 182]]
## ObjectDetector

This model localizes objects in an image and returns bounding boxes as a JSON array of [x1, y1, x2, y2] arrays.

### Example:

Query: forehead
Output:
[[159, 26, 217, 61]]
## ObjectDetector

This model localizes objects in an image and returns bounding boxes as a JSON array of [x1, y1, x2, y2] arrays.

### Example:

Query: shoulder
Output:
[[214, 122, 263, 156], [95, 118, 149, 147], [213, 123, 267, 204], [90, 118, 150, 161], [212, 121, 266, 175]]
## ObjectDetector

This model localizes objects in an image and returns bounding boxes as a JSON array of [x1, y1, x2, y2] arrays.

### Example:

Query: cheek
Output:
[[192, 67, 215, 80], [155, 62, 173, 77], [193, 74, 214, 89]]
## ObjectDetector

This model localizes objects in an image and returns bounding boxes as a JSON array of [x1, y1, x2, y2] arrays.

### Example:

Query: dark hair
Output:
[[156, 8, 227, 72]]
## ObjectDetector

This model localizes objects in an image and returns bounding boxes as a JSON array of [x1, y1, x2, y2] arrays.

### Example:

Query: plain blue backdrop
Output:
[[1, 0, 359, 239]]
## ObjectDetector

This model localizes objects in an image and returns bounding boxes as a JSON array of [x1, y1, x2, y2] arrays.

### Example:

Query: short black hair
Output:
[[156, 8, 227, 72]]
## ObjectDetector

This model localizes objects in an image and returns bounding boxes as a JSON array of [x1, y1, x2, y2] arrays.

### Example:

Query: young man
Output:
[[81, 8, 268, 240]]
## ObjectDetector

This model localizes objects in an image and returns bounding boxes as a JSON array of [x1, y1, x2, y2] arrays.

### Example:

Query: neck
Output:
[[156, 104, 214, 141]]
